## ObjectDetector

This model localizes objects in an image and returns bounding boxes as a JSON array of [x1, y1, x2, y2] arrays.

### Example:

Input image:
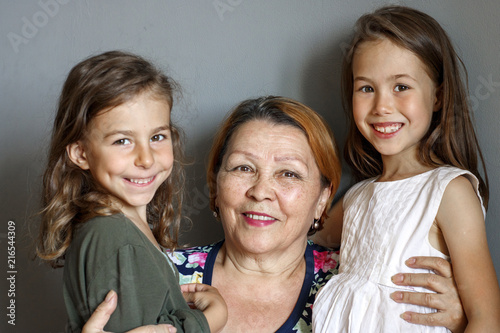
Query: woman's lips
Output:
[[243, 212, 277, 227]]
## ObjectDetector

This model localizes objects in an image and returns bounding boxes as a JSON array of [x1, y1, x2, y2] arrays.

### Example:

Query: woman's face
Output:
[[216, 119, 330, 255]]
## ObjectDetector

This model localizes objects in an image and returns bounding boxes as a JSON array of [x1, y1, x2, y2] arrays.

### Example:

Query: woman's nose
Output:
[[134, 144, 154, 168], [246, 175, 276, 201]]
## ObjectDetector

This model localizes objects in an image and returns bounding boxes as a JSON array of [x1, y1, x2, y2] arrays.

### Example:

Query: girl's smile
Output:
[[68, 91, 174, 220], [352, 39, 441, 161], [372, 122, 403, 134]]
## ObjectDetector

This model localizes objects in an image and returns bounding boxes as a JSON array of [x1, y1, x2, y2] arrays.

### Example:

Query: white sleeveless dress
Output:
[[312, 166, 484, 332]]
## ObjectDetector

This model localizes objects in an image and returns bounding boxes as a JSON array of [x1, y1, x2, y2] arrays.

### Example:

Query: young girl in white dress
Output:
[[312, 6, 500, 332]]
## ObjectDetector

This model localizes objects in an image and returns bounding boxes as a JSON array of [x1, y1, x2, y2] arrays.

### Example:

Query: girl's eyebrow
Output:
[[393, 74, 417, 82], [353, 76, 370, 82], [102, 125, 170, 139], [353, 74, 417, 82]]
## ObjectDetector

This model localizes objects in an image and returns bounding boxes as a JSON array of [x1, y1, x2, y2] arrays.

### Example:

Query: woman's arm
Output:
[[436, 176, 500, 331]]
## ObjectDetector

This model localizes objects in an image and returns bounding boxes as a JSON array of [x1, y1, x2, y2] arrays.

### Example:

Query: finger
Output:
[[390, 291, 446, 310], [127, 324, 177, 333], [82, 290, 117, 333], [405, 257, 452, 277], [180, 283, 211, 293], [399, 311, 450, 328], [391, 272, 452, 294]]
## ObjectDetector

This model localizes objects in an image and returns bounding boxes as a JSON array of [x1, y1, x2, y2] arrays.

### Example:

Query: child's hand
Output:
[[180, 283, 228, 333], [82, 290, 177, 333]]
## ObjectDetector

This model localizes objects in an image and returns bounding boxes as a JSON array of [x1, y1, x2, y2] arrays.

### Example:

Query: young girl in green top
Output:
[[37, 51, 227, 332]]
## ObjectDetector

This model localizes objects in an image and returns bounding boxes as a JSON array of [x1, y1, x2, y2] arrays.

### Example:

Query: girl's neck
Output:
[[379, 153, 434, 182], [119, 206, 161, 250]]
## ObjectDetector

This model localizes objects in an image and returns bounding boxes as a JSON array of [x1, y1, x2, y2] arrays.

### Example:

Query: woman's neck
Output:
[[213, 240, 308, 333], [217, 239, 308, 279]]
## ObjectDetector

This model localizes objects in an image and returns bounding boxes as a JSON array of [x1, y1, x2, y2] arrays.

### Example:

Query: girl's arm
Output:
[[181, 283, 228, 332], [310, 197, 344, 248], [437, 176, 500, 331]]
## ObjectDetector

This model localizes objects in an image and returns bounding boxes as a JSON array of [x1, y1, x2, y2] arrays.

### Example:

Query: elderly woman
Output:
[[84, 96, 466, 333]]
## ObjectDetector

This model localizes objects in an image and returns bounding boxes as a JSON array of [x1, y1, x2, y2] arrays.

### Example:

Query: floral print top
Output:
[[169, 240, 339, 333]]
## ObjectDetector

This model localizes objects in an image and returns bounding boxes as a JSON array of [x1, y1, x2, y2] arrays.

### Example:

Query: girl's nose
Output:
[[246, 175, 277, 201], [135, 144, 154, 168], [372, 91, 393, 116]]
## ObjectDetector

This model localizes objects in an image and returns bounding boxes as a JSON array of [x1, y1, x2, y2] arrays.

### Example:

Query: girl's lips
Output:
[[124, 175, 156, 186], [371, 122, 403, 138], [243, 212, 277, 227]]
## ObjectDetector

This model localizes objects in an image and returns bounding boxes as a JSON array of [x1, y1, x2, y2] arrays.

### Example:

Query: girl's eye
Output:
[[395, 84, 409, 92], [151, 134, 166, 142], [360, 86, 374, 93], [113, 138, 131, 145]]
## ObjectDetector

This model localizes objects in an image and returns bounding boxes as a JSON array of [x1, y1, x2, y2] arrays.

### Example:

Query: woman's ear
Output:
[[315, 186, 332, 220], [66, 141, 90, 170]]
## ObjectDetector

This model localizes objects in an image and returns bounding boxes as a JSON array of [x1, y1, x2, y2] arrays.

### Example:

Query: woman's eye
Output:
[[113, 138, 131, 145], [359, 86, 374, 93], [151, 134, 166, 142], [237, 166, 252, 172], [395, 84, 409, 92], [282, 171, 299, 179]]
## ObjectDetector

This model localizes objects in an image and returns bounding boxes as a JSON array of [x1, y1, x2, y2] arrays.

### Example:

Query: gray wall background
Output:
[[1, 1, 499, 331]]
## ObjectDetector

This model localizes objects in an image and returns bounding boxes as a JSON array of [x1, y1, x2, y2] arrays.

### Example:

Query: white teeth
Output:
[[246, 214, 275, 221], [129, 177, 154, 184], [374, 124, 402, 133]]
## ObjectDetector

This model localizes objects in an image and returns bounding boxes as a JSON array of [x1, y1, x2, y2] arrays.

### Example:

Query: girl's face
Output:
[[215, 120, 330, 257], [68, 91, 174, 218], [351, 39, 441, 161]]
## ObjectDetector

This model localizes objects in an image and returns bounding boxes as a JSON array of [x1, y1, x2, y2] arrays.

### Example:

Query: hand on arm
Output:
[[180, 283, 228, 333], [390, 256, 466, 333], [82, 291, 177, 333]]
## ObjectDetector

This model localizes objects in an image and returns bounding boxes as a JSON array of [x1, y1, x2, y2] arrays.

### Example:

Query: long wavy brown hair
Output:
[[37, 51, 187, 267], [342, 5, 489, 208]]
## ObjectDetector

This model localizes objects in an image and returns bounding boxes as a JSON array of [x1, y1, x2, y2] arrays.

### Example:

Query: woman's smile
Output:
[[242, 212, 277, 227]]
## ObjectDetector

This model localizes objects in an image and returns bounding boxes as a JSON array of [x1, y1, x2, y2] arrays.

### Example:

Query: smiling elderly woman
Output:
[[83, 96, 466, 333]]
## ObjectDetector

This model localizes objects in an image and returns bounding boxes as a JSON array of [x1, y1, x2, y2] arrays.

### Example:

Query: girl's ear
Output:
[[314, 185, 332, 220], [433, 84, 443, 112], [66, 142, 90, 170]]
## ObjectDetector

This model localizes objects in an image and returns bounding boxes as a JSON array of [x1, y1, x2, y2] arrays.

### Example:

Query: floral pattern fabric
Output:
[[169, 240, 339, 333]]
